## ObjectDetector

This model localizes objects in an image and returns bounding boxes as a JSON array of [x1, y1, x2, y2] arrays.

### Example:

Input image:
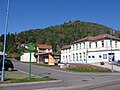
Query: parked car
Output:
[[0, 59, 14, 71]]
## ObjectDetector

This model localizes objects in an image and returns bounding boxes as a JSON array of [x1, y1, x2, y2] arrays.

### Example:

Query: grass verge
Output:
[[0, 70, 55, 84], [66, 64, 111, 72]]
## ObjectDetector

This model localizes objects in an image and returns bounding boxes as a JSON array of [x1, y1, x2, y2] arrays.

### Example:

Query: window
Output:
[[95, 42, 97, 48], [76, 44, 78, 50], [76, 53, 78, 61], [79, 43, 81, 49], [83, 42, 85, 49], [92, 55, 95, 58], [102, 40, 104, 47], [99, 55, 102, 58], [69, 55, 70, 61], [83, 52, 85, 61], [89, 42, 91, 48], [66, 56, 68, 62], [79, 53, 82, 60], [73, 54, 75, 61], [73, 45, 74, 50], [88, 56, 91, 58]]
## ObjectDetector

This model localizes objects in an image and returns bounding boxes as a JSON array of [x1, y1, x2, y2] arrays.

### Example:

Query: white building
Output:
[[61, 34, 120, 64]]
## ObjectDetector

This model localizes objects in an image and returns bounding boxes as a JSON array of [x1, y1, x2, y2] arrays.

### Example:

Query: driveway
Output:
[[1, 61, 120, 90]]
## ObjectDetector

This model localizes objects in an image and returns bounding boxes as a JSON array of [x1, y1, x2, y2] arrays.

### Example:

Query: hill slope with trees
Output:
[[0, 20, 120, 58]]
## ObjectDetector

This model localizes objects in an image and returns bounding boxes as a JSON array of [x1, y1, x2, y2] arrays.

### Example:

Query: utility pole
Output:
[[110, 29, 114, 72], [1, 0, 10, 81]]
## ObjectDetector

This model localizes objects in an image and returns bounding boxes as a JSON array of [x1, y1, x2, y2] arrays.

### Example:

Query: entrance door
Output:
[[108, 53, 115, 62]]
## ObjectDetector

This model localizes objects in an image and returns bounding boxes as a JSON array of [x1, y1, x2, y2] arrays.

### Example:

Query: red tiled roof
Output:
[[37, 44, 52, 49], [72, 34, 120, 44], [61, 45, 71, 50]]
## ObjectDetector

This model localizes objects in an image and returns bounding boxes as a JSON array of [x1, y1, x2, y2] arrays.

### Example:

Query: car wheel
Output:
[[8, 67, 12, 71]]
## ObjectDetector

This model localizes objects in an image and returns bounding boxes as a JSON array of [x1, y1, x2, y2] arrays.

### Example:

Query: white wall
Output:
[[20, 53, 36, 62], [61, 38, 120, 64]]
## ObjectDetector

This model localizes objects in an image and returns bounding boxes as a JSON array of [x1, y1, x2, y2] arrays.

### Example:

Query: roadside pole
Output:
[[1, 0, 10, 81], [28, 43, 35, 80], [110, 29, 114, 72], [28, 51, 32, 80]]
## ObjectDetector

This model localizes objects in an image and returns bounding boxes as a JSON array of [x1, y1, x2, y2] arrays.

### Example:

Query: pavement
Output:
[[1, 62, 120, 90], [91, 62, 120, 72]]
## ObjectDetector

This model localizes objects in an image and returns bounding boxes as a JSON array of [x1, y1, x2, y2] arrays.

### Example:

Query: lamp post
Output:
[[110, 29, 114, 72], [1, 0, 10, 81]]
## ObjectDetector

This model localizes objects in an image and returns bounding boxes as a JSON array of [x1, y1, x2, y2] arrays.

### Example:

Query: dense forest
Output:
[[0, 20, 120, 58]]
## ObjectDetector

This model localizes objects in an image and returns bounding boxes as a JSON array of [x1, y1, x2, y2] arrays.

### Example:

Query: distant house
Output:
[[0, 52, 7, 60], [52, 51, 61, 64], [0, 52, 4, 60], [37, 44, 53, 64], [61, 34, 120, 64]]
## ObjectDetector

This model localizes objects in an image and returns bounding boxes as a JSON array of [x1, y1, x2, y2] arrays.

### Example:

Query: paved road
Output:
[[1, 62, 120, 90]]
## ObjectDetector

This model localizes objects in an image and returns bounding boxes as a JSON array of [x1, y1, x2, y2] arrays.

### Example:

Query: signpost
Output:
[[28, 43, 35, 80]]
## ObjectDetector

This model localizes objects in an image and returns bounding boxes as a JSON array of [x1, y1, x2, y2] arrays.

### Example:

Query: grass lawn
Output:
[[67, 64, 111, 72], [0, 70, 55, 84]]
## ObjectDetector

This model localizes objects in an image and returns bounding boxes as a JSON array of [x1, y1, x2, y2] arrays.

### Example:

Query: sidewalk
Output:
[[91, 62, 120, 72]]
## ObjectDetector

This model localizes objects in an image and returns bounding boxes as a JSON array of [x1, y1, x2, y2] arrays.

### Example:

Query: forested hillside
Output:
[[15, 20, 120, 48], [0, 20, 120, 58]]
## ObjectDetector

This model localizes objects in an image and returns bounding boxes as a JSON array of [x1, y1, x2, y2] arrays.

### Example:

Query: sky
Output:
[[0, 0, 120, 35]]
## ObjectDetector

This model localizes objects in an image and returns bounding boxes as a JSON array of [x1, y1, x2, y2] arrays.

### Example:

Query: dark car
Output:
[[0, 59, 14, 71]]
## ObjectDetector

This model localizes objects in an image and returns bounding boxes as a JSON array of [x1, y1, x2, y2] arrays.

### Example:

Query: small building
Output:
[[37, 44, 53, 64], [61, 34, 120, 64], [0, 52, 4, 60], [52, 51, 61, 64], [0, 52, 7, 60]]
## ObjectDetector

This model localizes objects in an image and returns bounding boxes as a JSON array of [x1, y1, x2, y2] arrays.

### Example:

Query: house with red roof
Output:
[[61, 34, 120, 64], [37, 44, 53, 64]]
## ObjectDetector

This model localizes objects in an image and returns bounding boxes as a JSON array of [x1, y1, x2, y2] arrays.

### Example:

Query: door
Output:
[[108, 53, 115, 62]]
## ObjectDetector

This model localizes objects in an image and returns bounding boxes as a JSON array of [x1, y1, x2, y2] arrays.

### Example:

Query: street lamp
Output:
[[1, 0, 10, 81], [110, 29, 114, 72]]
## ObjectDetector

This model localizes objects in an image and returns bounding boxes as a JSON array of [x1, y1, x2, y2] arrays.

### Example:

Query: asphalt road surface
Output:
[[1, 61, 120, 90]]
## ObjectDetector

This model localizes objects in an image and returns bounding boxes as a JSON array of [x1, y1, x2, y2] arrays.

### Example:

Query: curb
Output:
[[0, 80, 62, 87]]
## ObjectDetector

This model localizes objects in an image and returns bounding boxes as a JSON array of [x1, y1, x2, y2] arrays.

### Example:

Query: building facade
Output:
[[61, 34, 120, 64], [37, 44, 53, 63]]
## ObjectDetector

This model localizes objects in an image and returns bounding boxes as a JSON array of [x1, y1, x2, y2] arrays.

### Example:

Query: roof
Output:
[[72, 34, 120, 44], [61, 45, 71, 50], [37, 44, 52, 49]]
